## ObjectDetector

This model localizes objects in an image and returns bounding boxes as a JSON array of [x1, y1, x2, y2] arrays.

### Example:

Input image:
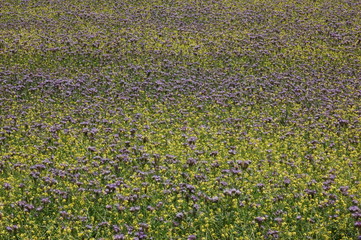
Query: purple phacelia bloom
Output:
[[237, 160, 251, 169], [41, 197, 51, 204], [340, 186, 349, 195], [349, 206, 360, 213], [209, 196, 219, 203], [134, 230, 147, 239], [129, 206, 140, 212], [146, 205, 154, 211], [187, 235, 197, 240], [60, 211, 69, 217], [24, 204, 34, 212], [304, 189, 317, 197], [87, 146, 97, 152], [36, 206, 43, 211], [255, 216, 266, 223], [187, 137, 197, 145], [6, 225, 19, 232], [187, 158, 197, 166], [112, 225, 121, 233], [3, 183, 11, 190], [98, 222, 109, 227], [30, 164, 46, 171], [113, 234, 125, 240], [283, 178, 291, 186], [193, 204, 200, 210], [266, 229, 279, 238]]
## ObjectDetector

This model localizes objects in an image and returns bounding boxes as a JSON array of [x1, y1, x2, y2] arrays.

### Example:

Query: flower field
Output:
[[1, 0, 361, 239]]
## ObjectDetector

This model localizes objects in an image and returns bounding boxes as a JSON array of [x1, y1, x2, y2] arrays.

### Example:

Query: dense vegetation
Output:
[[1, 0, 360, 239]]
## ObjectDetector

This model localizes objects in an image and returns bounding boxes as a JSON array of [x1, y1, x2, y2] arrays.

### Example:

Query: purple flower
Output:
[[255, 216, 266, 224], [209, 196, 219, 203], [304, 189, 317, 197], [193, 204, 200, 210], [98, 221, 109, 227], [113, 234, 125, 240], [187, 158, 197, 166], [113, 225, 121, 233], [176, 212, 184, 219], [134, 231, 147, 239], [60, 211, 69, 217], [87, 146, 97, 152], [6, 225, 19, 232], [340, 186, 349, 195], [41, 197, 51, 204], [266, 229, 279, 238], [188, 235, 197, 240], [237, 160, 251, 169], [3, 183, 11, 190], [146, 205, 155, 211], [283, 178, 291, 186], [187, 137, 197, 145], [349, 206, 360, 213], [352, 213, 361, 219], [129, 206, 140, 212]]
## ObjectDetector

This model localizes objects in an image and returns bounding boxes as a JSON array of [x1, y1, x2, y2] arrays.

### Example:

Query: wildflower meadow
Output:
[[0, 0, 360, 239]]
